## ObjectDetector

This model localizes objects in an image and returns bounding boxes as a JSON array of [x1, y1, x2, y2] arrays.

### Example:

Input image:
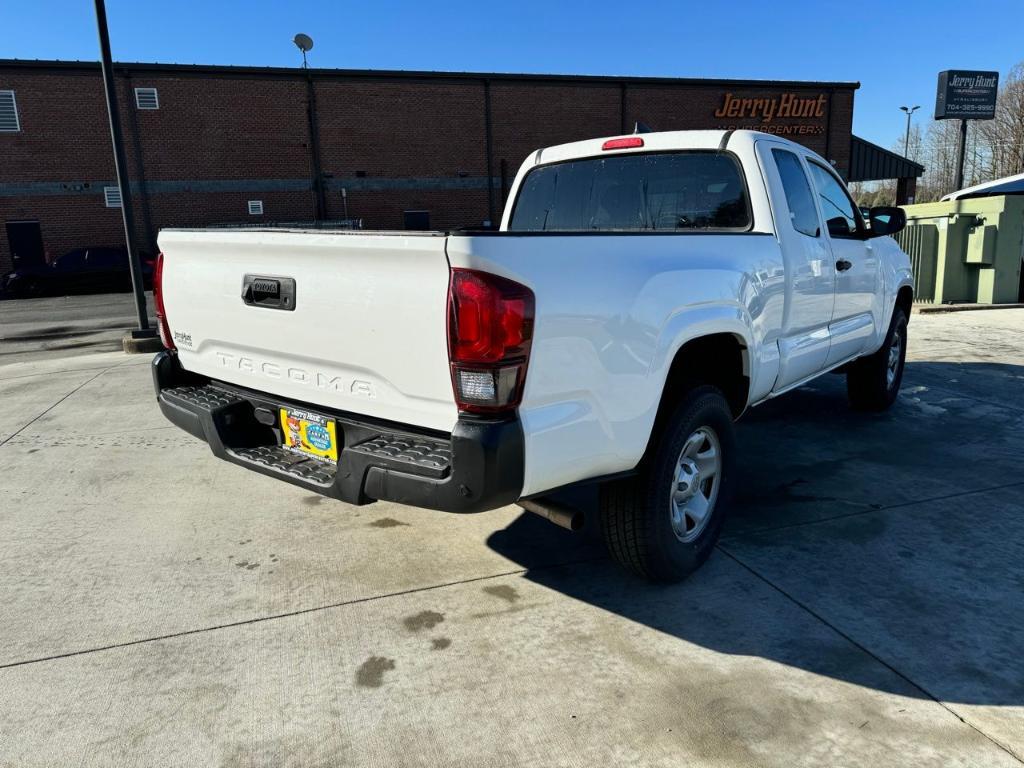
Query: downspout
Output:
[[500, 159, 509, 211], [304, 67, 327, 221], [484, 79, 496, 226]]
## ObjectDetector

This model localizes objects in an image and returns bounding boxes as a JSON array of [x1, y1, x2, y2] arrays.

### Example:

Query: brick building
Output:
[[1, 59, 868, 274]]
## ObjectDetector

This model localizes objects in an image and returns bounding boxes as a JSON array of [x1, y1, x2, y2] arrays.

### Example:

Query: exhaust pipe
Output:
[[518, 498, 584, 532]]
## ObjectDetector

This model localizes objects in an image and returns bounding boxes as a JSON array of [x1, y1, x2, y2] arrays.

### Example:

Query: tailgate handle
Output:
[[242, 274, 296, 311]]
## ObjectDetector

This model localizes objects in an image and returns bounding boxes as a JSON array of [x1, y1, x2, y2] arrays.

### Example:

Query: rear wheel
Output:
[[8, 278, 40, 298], [600, 385, 736, 581], [846, 307, 907, 411]]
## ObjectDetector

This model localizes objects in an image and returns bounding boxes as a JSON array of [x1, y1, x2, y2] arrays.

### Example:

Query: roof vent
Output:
[[134, 87, 159, 110], [0, 90, 20, 132]]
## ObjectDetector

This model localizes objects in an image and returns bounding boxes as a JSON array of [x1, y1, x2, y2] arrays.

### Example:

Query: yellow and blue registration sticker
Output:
[[280, 408, 338, 463]]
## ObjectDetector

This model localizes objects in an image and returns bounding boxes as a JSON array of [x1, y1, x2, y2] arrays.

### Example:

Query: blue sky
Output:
[[3, 0, 1022, 147]]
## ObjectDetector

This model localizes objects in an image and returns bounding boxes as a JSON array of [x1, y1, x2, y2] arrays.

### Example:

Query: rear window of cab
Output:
[[509, 151, 752, 232]]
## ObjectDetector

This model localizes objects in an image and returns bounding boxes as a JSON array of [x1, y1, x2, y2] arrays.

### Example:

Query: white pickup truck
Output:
[[152, 129, 913, 581]]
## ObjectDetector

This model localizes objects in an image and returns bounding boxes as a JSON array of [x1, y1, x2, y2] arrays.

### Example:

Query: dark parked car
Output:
[[1, 247, 154, 297]]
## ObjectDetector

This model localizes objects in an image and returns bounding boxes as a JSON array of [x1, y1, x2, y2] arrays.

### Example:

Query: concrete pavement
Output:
[[0, 291, 154, 364], [1, 307, 1023, 766]]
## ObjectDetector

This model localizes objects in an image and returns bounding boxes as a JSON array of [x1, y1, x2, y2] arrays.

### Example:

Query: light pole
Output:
[[94, 0, 154, 343], [900, 105, 920, 160]]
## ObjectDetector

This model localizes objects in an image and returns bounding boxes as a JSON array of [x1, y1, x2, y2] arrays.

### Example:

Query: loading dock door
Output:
[[5, 221, 45, 269]]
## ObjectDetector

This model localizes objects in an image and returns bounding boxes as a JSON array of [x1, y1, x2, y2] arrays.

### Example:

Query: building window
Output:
[[104, 186, 122, 208], [134, 87, 159, 110], [0, 90, 20, 132], [248, 200, 264, 215]]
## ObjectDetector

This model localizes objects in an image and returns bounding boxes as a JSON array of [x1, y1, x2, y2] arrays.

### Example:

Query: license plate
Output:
[[279, 407, 338, 463]]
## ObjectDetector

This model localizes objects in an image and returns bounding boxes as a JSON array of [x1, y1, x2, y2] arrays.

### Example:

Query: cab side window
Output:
[[771, 149, 820, 238], [807, 162, 860, 238]]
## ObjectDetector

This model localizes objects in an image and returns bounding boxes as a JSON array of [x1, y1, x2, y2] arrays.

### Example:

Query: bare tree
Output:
[[904, 121, 923, 163], [911, 119, 988, 201], [849, 180, 896, 208], [977, 63, 1024, 179]]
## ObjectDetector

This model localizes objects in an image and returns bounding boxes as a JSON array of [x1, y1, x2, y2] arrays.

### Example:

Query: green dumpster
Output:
[[895, 195, 1024, 304]]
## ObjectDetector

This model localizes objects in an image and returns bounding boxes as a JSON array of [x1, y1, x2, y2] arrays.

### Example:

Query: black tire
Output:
[[846, 307, 908, 411], [600, 385, 736, 582], [8, 279, 39, 298]]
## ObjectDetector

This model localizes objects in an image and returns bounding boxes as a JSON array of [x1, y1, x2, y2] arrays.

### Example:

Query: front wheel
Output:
[[600, 385, 736, 582], [846, 307, 908, 411]]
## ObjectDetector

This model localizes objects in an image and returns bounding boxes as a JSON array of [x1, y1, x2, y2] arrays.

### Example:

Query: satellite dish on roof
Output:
[[293, 33, 314, 53]]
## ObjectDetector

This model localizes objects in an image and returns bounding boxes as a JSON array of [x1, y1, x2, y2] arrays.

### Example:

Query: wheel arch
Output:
[[896, 283, 914, 321], [642, 331, 750, 464], [663, 332, 750, 416]]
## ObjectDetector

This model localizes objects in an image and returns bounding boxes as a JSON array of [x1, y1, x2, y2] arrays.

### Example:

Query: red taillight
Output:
[[153, 252, 175, 350], [447, 269, 534, 414], [602, 136, 644, 150]]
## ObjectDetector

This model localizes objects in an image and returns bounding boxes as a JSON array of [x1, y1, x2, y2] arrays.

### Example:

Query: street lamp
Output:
[[900, 105, 920, 160]]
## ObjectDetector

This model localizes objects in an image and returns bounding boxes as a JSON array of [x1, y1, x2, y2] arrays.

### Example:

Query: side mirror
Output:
[[867, 206, 906, 237]]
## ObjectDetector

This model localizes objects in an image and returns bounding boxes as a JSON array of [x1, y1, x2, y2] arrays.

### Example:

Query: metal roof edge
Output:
[[0, 58, 861, 90]]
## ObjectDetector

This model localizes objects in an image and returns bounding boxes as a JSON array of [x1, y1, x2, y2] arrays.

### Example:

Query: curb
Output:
[[914, 303, 1024, 315]]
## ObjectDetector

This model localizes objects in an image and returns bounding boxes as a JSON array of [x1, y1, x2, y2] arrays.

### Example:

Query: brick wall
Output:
[[0, 61, 858, 274], [2, 71, 116, 183], [491, 83, 622, 171], [124, 76, 310, 181]]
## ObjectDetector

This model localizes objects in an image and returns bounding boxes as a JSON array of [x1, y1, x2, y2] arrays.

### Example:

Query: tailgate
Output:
[[157, 229, 458, 433]]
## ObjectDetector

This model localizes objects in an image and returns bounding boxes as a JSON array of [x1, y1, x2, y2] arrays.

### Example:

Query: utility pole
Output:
[[94, 0, 154, 340], [899, 105, 920, 159]]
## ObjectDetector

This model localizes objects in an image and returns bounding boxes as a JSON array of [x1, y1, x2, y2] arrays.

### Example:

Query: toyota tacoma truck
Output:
[[152, 129, 913, 581]]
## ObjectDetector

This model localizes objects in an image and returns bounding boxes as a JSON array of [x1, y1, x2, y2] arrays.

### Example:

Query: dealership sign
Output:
[[712, 92, 827, 136], [934, 70, 999, 120]]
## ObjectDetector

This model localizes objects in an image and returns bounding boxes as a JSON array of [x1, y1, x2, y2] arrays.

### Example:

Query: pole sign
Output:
[[934, 70, 999, 120]]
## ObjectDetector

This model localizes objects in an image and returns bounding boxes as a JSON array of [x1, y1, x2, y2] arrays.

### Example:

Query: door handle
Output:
[[835, 259, 853, 272], [241, 274, 296, 310]]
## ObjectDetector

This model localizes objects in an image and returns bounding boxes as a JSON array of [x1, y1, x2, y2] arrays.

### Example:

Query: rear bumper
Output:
[[152, 350, 523, 513]]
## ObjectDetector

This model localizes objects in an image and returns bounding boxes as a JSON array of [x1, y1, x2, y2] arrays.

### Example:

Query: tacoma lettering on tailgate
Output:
[[213, 351, 376, 398]]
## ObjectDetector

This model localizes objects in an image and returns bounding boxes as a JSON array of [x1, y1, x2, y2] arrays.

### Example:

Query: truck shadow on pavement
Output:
[[487, 361, 1024, 706]]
